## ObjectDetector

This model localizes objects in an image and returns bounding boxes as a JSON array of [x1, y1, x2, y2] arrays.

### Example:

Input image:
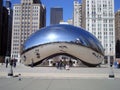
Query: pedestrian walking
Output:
[[13, 59, 17, 68], [5, 58, 9, 68], [10, 59, 13, 67], [59, 60, 63, 70]]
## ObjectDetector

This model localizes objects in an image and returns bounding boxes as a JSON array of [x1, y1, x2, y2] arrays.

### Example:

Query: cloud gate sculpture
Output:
[[21, 24, 104, 67]]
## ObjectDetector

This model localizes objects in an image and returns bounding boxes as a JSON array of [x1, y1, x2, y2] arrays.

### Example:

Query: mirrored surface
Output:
[[23, 24, 104, 55]]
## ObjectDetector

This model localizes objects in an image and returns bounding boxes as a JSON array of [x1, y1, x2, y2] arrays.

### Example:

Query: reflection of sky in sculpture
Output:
[[23, 24, 104, 54]]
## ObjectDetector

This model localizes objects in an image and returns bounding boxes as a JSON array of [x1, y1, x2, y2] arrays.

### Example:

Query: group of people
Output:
[[5, 58, 17, 68], [110, 60, 120, 69], [55, 60, 73, 70]]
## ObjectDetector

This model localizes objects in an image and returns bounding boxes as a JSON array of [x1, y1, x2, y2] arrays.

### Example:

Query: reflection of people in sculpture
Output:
[[59, 60, 63, 69], [63, 60, 67, 69], [31, 58, 34, 67], [13, 59, 17, 68], [23, 55, 26, 62], [69, 60, 73, 67], [65, 64, 70, 70]]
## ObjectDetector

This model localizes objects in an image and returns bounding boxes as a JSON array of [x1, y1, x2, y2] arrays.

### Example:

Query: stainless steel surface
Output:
[[22, 25, 104, 66], [23, 24, 104, 55]]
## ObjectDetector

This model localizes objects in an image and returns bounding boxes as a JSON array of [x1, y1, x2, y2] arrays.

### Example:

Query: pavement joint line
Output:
[[0, 64, 120, 79], [0, 72, 120, 79]]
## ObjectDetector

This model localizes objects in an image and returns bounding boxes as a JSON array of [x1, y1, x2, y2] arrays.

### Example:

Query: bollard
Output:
[[8, 65, 13, 76], [109, 65, 115, 78], [18, 74, 21, 81]]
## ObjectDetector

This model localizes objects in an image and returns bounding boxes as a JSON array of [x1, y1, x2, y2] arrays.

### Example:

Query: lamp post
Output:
[[108, 57, 115, 78], [8, 59, 13, 76], [109, 65, 115, 78]]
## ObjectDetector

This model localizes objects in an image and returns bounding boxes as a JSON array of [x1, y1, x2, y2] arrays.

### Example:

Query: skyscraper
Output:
[[73, 0, 82, 27], [0, 0, 3, 59], [50, 7, 63, 25], [115, 10, 120, 58], [0, 6, 9, 63], [115, 10, 120, 42], [11, 0, 46, 61], [5, 0, 13, 59], [82, 0, 115, 64], [0, 0, 2, 27], [0, 0, 2, 28], [6, 0, 11, 8]]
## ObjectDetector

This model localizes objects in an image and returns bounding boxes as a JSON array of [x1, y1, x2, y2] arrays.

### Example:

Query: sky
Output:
[[3, 0, 120, 26]]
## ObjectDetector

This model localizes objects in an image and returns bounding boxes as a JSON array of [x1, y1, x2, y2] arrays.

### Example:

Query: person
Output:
[[56, 61, 59, 69], [63, 60, 67, 69], [69, 60, 73, 67], [118, 61, 120, 68], [31, 58, 34, 67], [13, 59, 17, 68], [5, 58, 9, 68], [65, 64, 70, 70], [59, 60, 63, 70], [113, 61, 117, 68], [10, 59, 13, 67]]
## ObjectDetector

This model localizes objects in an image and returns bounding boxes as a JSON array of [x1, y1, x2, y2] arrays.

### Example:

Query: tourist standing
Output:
[[13, 59, 17, 68], [10, 59, 13, 67], [5, 59, 9, 68]]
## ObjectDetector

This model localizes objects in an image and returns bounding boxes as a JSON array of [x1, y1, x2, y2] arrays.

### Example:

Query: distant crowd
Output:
[[114, 60, 120, 68], [5, 58, 17, 68], [55, 60, 73, 70]]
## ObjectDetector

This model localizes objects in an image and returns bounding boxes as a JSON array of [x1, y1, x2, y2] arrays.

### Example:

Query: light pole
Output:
[[8, 59, 13, 76], [109, 57, 115, 78], [109, 65, 115, 78]]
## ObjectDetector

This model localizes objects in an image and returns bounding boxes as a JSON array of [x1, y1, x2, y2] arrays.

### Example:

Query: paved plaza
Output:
[[0, 64, 120, 90], [0, 78, 120, 90], [0, 63, 120, 78]]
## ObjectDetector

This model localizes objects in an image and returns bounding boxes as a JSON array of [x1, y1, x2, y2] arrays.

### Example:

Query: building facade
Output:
[[82, 0, 115, 63], [115, 10, 120, 42], [5, 0, 13, 59], [50, 7, 63, 25], [59, 19, 73, 25], [0, 0, 2, 32], [11, 0, 46, 61], [1, 7, 9, 62], [115, 10, 120, 58], [73, 0, 82, 27], [67, 19, 73, 25], [0, 0, 3, 61]]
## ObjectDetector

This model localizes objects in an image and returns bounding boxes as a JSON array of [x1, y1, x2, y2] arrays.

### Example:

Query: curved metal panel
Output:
[[23, 24, 104, 55]]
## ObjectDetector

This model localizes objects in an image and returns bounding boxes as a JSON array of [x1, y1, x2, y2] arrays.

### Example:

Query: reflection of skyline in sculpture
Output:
[[22, 24, 104, 67], [23, 24, 104, 54]]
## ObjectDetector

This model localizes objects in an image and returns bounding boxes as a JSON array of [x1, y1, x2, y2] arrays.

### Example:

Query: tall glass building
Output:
[[5, 0, 13, 59], [0, 0, 3, 58], [50, 7, 63, 25]]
